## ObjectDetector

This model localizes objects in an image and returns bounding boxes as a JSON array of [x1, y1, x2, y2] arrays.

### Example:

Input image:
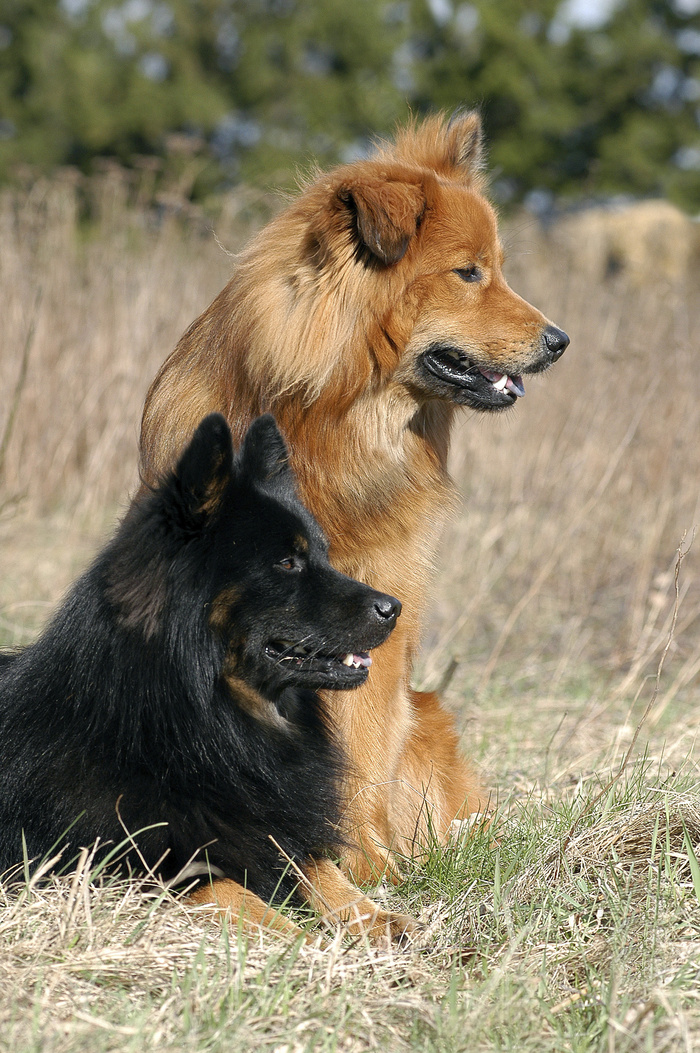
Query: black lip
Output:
[[264, 643, 370, 689], [418, 346, 517, 411]]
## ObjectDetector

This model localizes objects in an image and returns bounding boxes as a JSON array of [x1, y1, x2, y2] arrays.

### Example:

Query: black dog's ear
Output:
[[239, 414, 293, 486], [172, 412, 234, 521]]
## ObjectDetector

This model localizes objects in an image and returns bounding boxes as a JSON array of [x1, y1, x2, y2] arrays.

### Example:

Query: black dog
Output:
[[0, 414, 409, 939]]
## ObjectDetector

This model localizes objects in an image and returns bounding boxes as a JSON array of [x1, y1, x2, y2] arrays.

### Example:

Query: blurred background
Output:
[[2, 0, 700, 780], [1, 0, 699, 209]]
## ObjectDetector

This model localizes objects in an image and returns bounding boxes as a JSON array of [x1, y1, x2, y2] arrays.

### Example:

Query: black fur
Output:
[[0, 414, 400, 904]]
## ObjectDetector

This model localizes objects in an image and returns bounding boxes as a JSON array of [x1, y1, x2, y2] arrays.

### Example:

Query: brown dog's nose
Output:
[[543, 325, 570, 362]]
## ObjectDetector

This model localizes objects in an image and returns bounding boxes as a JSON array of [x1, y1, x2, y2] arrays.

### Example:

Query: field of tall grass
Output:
[[1, 172, 700, 1051]]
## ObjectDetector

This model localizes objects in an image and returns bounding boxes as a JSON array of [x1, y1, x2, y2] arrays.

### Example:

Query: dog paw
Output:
[[448, 813, 489, 840], [343, 903, 425, 948], [379, 909, 425, 948]]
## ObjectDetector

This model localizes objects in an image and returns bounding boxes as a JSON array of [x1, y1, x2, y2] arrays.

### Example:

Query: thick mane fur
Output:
[[140, 121, 485, 472]]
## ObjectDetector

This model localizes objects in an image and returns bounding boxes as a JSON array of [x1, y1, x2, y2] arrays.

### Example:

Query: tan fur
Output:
[[188, 879, 304, 939], [140, 113, 562, 886], [188, 862, 417, 944]]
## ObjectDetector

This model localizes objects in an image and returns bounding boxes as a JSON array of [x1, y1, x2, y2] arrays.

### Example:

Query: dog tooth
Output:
[[342, 654, 354, 666], [493, 374, 508, 391]]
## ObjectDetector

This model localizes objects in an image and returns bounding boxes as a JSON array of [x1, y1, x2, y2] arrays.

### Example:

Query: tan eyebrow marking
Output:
[[294, 534, 309, 554]]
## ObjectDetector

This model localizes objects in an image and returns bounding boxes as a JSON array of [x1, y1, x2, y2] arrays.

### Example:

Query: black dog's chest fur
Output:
[[0, 604, 341, 903]]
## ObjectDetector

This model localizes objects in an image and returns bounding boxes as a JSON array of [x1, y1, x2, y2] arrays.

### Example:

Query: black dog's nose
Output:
[[543, 325, 570, 362], [374, 595, 402, 622]]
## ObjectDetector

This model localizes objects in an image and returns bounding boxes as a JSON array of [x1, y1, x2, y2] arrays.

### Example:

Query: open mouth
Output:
[[419, 346, 525, 410], [265, 640, 372, 686]]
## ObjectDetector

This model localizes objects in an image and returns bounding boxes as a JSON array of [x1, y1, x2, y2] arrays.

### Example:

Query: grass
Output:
[[1, 174, 700, 1050], [2, 760, 699, 1051]]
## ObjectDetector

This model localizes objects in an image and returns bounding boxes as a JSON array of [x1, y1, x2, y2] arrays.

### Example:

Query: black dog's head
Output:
[[111, 414, 400, 698]]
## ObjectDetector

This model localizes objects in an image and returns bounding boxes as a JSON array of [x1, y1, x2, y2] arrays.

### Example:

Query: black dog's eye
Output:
[[454, 266, 482, 283], [278, 556, 302, 572]]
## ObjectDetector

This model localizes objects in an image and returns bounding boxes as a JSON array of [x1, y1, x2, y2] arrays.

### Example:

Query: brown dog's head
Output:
[[257, 110, 568, 415], [142, 111, 570, 485]]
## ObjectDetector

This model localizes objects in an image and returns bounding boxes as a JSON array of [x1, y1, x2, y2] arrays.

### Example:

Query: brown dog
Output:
[[140, 111, 569, 888]]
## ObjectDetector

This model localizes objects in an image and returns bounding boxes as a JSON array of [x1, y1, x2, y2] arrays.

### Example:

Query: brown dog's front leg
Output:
[[188, 867, 420, 947], [188, 878, 304, 939], [301, 858, 419, 945]]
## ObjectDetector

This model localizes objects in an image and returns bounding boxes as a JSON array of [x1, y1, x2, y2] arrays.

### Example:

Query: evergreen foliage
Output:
[[0, 0, 698, 208]]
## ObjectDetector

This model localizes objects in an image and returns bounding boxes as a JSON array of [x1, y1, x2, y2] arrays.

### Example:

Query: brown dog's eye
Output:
[[278, 556, 300, 572], [454, 266, 482, 283]]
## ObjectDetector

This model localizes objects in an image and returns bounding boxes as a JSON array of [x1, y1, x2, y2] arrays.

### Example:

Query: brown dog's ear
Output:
[[339, 178, 425, 265], [445, 109, 484, 175], [385, 111, 484, 183]]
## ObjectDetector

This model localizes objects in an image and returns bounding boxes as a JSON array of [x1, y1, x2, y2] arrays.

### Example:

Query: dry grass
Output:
[[0, 168, 274, 515], [421, 217, 700, 716], [1, 178, 700, 1050], [2, 770, 700, 1052], [0, 871, 447, 1053]]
